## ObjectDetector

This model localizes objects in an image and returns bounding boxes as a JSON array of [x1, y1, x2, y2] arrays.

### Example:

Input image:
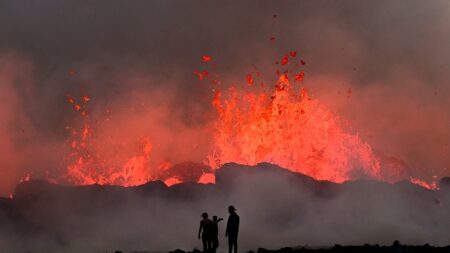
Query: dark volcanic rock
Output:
[[160, 161, 212, 182], [253, 243, 450, 253], [0, 162, 449, 252], [216, 162, 340, 197], [439, 177, 450, 189], [0, 197, 12, 221]]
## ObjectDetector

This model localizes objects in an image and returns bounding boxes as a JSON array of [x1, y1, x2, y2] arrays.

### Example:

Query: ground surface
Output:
[[166, 244, 450, 253]]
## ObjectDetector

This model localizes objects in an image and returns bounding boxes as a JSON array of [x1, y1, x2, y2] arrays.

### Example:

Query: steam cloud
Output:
[[0, 1, 449, 194]]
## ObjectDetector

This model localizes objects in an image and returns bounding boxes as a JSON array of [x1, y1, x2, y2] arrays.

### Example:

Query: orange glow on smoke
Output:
[[64, 90, 213, 186], [55, 51, 437, 189], [65, 94, 154, 186]]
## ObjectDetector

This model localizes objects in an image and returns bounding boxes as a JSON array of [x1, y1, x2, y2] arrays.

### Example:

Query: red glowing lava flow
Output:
[[33, 51, 435, 190]]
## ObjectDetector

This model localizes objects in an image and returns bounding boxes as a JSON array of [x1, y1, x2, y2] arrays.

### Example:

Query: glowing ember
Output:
[[294, 72, 304, 82], [246, 74, 254, 86], [281, 55, 289, 66], [194, 70, 209, 80], [202, 55, 212, 63], [20, 173, 31, 183], [81, 95, 91, 102]]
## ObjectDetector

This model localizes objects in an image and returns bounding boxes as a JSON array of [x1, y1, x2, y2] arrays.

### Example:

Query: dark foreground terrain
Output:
[[1, 163, 450, 253], [19, 243, 450, 253], [167, 243, 450, 253], [256, 244, 450, 253]]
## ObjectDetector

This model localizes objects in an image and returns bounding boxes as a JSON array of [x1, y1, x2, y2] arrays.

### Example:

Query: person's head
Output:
[[213, 216, 218, 221], [228, 205, 236, 214], [202, 212, 208, 219]]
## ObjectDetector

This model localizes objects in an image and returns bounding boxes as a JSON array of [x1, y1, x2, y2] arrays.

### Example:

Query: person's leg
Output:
[[202, 237, 207, 253], [212, 237, 218, 253], [231, 236, 237, 253], [228, 237, 233, 253], [208, 238, 213, 252]]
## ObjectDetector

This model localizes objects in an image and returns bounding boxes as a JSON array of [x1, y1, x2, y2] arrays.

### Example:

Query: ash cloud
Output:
[[0, 0, 449, 194]]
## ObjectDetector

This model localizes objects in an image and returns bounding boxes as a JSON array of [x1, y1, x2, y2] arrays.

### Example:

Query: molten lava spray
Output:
[[206, 53, 382, 183], [1, 1, 448, 198], [66, 94, 153, 186], [59, 51, 436, 187], [63, 83, 214, 187]]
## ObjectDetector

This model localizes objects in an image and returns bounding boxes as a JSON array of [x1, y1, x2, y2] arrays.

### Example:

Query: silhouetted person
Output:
[[211, 216, 223, 253], [225, 205, 239, 253], [198, 212, 213, 253]]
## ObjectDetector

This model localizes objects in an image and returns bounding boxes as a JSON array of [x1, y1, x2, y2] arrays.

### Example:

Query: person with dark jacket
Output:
[[198, 212, 213, 252], [211, 216, 223, 253], [225, 205, 240, 253]]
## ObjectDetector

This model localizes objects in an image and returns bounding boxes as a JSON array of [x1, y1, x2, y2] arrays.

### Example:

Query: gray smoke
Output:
[[1, 163, 449, 253]]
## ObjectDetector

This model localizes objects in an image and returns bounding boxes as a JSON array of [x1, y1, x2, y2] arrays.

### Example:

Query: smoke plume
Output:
[[0, 1, 449, 194]]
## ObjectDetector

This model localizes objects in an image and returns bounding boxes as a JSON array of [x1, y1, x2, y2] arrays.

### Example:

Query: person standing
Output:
[[211, 216, 223, 253], [225, 205, 239, 253], [198, 212, 213, 253]]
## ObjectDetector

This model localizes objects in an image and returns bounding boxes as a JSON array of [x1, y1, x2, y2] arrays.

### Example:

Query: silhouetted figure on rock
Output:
[[198, 212, 213, 253], [392, 240, 403, 253], [225, 205, 240, 253], [212, 215, 224, 253]]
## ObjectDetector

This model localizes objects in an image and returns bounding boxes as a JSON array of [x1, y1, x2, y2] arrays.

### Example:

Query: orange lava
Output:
[[64, 91, 214, 186], [410, 177, 438, 190], [65, 94, 153, 186], [57, 51, 437, 189], [207, 72, 381, 183]]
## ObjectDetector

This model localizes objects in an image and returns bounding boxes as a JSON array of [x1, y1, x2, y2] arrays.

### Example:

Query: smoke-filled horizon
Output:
[[2, 163, 450, 253], [0, 0, 450, 195]]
